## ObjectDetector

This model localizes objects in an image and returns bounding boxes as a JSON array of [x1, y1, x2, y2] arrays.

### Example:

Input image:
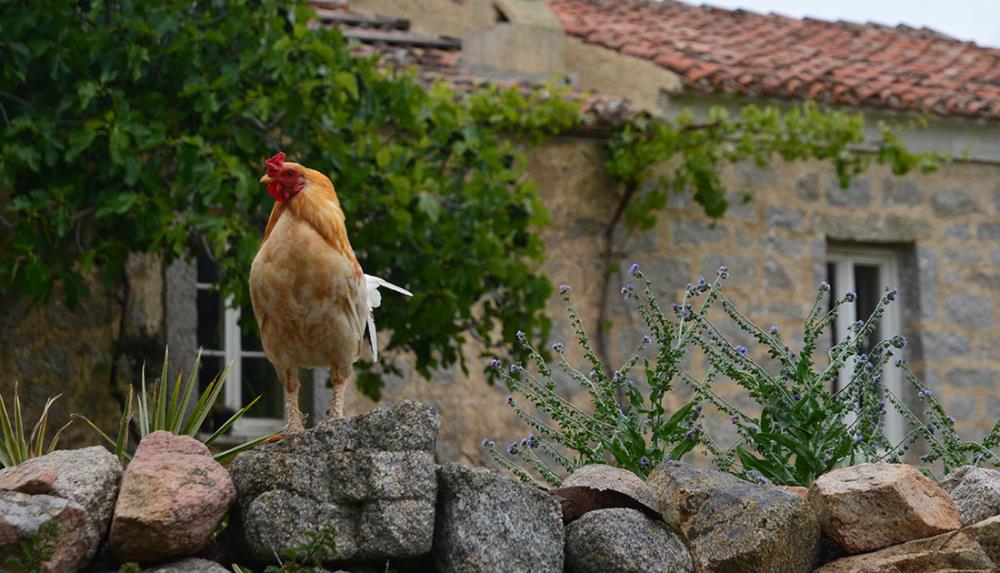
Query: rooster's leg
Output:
[[282, 367, 306, 432], [329, 374, 347, 419]]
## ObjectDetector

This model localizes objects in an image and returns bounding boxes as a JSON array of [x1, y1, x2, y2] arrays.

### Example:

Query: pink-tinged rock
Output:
[[809, 463, 962, 554], [0, 446, 123, 570], [0, 491, 90, 572], [553, 464, 660, 522], [109, 431, 235, 563], [815, 516, 1000, 572], [779, 485, 809, 499], [0, 464, 57, 495]]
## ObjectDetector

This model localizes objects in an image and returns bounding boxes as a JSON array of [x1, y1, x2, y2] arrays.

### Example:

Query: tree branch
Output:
[[595, 179, 639, 375]]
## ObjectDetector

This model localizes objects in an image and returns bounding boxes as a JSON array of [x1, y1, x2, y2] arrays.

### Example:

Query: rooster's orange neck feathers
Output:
[[261, 169, 362, 279]]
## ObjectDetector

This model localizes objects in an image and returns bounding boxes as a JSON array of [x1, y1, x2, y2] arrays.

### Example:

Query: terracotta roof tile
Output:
[[548, 0, 1000, 119]]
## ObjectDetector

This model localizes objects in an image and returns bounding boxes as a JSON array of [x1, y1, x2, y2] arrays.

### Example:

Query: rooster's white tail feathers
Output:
[[364, 274, 412, 361]]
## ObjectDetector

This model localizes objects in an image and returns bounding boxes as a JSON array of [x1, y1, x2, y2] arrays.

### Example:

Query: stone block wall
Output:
[[350, 138, 1000, 465]]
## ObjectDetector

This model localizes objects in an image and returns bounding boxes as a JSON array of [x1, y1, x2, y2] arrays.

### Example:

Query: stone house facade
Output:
[[2, 0, 998, 465]]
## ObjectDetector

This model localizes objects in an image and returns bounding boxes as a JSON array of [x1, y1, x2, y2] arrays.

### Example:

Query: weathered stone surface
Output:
[[434, 463, 563, 573], [979, 222, 1000, 241], [240, 490, 358, 562], [648, 461, 819, 573], [940, 466, 1000, 526], [944, 224, 973, 240], [0, 491, 90, 573], [921, 332, 971, 362], [0, 446, 123, 570], [796, 173, 820, 201], [140, 558, 231, 573], [932, 187, 979, 215], [110, 431, 235, 563], [944, 292, 995, 327], [564, 508, 693, 573], [779, 485, 809, 499], [966, 515, 1000, 563], [766, 206, 804, 229], [815, 516, 1000, 572], [827, 178, 871, 207], [357, 499, 435, 559], [229, 401, 439, 563], [809, 463, 962, 554], [881, 178, 923, 206], [559, 464, 658, 515], [0, 464, 57, 495], [763, 257, 793, 289], [673, 220, 726, 245], [0, 280, 127, 452], [948, 368, 999, 390]]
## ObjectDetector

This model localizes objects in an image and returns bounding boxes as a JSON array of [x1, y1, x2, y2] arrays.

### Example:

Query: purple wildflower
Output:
[[489, 358, 501, 369], [551, 342, 564, 353], [629, 263, 640, 276], [769, 325, 779, 335], [736, 346, 748, 355], [559, 284, 571, 295]]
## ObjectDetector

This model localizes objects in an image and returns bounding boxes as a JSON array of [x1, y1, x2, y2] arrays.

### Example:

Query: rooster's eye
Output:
[[283, 169, 295, 177]]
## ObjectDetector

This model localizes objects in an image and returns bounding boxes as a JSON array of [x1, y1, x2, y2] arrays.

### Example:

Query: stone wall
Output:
[[345, 137, 1000, 465], [0, 254, 166, 449], [4, 402, 1000, 573]]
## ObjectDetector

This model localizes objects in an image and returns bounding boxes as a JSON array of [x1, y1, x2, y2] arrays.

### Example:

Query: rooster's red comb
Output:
[[265, 152, 286, 177]]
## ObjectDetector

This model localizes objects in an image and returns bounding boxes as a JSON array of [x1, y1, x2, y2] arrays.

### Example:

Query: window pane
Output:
[[854, 264, 881, 356], [239, 308, 264, 352], [827, 262, 837, 347], [199, 355, 224, 394], [197, 252, 220, 284], [242, 357, 284, 419], [197, 289, 223, 350]]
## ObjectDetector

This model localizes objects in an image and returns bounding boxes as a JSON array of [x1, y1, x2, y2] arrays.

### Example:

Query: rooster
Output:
[[250, 152, 411, 432]]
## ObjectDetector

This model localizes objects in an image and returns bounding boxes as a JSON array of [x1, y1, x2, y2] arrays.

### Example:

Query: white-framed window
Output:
[[826, 246, 904, 446], [196, 253, 285, 435]]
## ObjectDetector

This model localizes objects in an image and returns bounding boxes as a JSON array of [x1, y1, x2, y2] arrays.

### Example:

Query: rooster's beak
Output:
[[260, 175, 273, 184]]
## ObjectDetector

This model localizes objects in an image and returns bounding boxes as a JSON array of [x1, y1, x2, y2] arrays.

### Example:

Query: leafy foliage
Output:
[[0, 0, 582, 397], [605, 102, 941, 228], [0, 383, 70, 469], [1, 0, 944, 402], [230, 526, 338, 573], [75, 349, 270, 464], [483, 278, 700, 485]]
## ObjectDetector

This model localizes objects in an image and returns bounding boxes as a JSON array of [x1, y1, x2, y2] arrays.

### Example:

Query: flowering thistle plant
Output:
[[890, 366, 999, 478], [682, 271, 998, 486], [485, 263, 999, 487], [678, 273, 906, 486], [481, 269, 701, 485]]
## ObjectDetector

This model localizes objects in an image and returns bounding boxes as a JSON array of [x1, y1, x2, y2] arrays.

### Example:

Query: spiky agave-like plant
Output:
[[75, 348, 272, 463]]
